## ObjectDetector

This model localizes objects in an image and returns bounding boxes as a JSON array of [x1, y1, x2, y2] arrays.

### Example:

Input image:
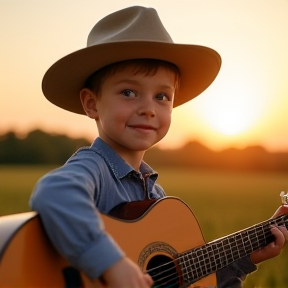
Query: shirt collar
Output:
[[90, 137, 158, 179]]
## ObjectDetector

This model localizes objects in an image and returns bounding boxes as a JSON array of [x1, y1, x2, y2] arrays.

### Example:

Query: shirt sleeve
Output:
[[29, 152, 124, 280], [216, 256, 257, 288]]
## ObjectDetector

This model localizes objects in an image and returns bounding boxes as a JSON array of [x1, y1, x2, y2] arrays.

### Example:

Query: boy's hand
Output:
[[101, 257, 153, 288], [251, 205, 288, 264]]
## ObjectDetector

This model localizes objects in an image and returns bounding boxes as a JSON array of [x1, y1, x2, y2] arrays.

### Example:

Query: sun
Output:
[[207, 105, 252, 135], [201, 95, 259, 136]]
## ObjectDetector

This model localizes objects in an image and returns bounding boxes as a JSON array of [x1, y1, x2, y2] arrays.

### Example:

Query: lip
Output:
[[127, 124, 157, 131]]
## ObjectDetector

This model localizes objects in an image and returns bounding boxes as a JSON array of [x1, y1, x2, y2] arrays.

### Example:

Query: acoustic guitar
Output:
[[0, 197, 287, 288]]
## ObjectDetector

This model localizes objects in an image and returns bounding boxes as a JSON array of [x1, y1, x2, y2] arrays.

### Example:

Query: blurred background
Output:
[[1, 1, 288, 287], [1, 0, 288, 152]]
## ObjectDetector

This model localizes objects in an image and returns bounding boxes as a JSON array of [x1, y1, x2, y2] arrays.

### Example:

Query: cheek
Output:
[[165, 116, 172, 130], [108, 106, 130, 125], [160, 109, 172, 128]]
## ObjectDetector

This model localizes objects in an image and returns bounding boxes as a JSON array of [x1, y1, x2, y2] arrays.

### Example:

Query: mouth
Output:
[[127, 124, 157, 131]]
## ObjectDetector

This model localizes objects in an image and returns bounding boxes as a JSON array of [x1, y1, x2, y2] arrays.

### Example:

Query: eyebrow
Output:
[[114, 79, 175, 90]]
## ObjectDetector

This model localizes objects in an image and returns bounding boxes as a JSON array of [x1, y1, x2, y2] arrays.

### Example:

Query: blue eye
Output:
[[156, 93, 169, 101], [122, 89, 136, 97]]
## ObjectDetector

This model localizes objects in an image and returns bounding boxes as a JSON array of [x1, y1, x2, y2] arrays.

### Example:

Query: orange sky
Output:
[[1, 0, 288, 152]]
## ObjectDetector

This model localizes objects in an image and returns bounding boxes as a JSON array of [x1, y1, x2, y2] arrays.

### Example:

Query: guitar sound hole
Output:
[[147, 255, 180, 288], [62, 266, 83, 288]]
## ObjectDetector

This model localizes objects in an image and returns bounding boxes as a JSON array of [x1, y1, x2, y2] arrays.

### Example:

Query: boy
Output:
[[30, 6, 288, 288]]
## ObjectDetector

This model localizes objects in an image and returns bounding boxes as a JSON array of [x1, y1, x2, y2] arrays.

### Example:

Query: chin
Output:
[[129, 142, 156, 151]]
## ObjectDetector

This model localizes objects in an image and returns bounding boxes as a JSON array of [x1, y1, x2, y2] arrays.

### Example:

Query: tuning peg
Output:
[[280, 191, 288, 205]]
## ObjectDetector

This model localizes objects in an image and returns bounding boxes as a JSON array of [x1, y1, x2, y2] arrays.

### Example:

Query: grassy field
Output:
[[1, 165, 287, 287]]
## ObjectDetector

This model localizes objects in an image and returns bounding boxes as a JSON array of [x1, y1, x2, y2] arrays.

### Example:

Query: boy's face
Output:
[[82, 66, 176, 157]]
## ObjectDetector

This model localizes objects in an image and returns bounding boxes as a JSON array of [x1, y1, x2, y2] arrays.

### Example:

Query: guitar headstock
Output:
[[280, 191, 288, 205]]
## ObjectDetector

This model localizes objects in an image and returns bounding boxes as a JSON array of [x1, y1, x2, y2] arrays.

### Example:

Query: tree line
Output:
[[144, 142, 288, 171], [0, 130, 90, 165], [1, 130, 288, 171]]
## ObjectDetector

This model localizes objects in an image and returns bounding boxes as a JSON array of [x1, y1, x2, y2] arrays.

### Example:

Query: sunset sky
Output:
[[1, 0, 288, 152]]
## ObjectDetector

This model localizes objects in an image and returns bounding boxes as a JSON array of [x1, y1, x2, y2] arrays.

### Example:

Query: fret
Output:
[[206, 244, 217, 271], [180, 251, 197, 283], [200, 246, 213, 276], [229, 235, 239, 260], [180, 254, 187, 278], [184, 253, 193, 282], [274, 214, 288, 228], [217, 240, 225, 267], [221, 238, 231, 265], [270, 218, 277, 226], [235, 233, 246, 258], [195, 248, 204, 279], [247, 228, 257, 251], [260, 223, 266, 247], [223, 239, 233, 264], [252, 226, 263, 249], [250, 226, 260, 251], [178, 214, 288, 287], [242, 230, 253, 254], [256, 224, 267, 246], [279, 216, 287, 226], [215, 241, 226, 268], [276, 217, 284, 226]]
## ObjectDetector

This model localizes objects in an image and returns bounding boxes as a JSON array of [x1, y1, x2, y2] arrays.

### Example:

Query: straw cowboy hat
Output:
[[42, 6, 221, 114]]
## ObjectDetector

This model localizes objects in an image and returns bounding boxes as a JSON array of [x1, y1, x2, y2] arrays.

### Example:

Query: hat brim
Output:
[[42, 41, 221, 114]]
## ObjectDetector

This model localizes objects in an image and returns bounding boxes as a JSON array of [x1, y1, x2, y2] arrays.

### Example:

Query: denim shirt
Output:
[[30, 137, 256, 286]]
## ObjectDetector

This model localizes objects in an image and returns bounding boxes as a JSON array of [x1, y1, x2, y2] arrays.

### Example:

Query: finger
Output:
[[272, 205, 288, 218], [278, 225, 288, 242], [270, 226, 286, 248], [144, 273, 154, 287]]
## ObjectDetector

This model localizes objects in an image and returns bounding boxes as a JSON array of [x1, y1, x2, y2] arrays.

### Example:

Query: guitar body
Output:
[[0, 197, 216, 288]]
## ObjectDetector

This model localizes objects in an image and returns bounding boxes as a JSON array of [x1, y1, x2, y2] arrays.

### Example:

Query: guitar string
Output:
[[147, 214, 286, 276], [152, 276, 181, 288], [153, 216, 287, 287], [151, 224, 269, 277], [152, 225, 280, 288], [148, 216, 287, 287], [148, 223, 271, 277], [152, 236, 254, 288], [151, 226, 272, 288]]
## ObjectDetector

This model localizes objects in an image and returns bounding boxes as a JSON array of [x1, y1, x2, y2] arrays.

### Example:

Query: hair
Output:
[[84, 59, 181, 96]]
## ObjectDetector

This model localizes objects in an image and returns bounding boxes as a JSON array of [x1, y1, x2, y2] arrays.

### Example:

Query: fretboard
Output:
[[178, 213, 288, 286]]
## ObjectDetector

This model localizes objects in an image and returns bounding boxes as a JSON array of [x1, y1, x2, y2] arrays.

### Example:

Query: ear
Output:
[[80, 89, 99, 120]]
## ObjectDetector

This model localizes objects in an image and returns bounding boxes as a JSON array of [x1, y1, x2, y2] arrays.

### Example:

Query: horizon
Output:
[[2, 128, 288, 154]]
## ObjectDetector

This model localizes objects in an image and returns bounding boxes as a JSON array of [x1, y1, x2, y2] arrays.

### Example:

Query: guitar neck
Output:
[[178, 213, 288, 285]]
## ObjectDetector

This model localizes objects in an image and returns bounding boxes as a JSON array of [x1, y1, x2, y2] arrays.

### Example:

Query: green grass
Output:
[[0, 165, 57, 215], [1, 165, 287, 287], [157, 167, 288, 238]]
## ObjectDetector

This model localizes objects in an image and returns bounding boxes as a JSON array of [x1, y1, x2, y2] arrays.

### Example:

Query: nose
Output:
[[137, 98, 156, 117]]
